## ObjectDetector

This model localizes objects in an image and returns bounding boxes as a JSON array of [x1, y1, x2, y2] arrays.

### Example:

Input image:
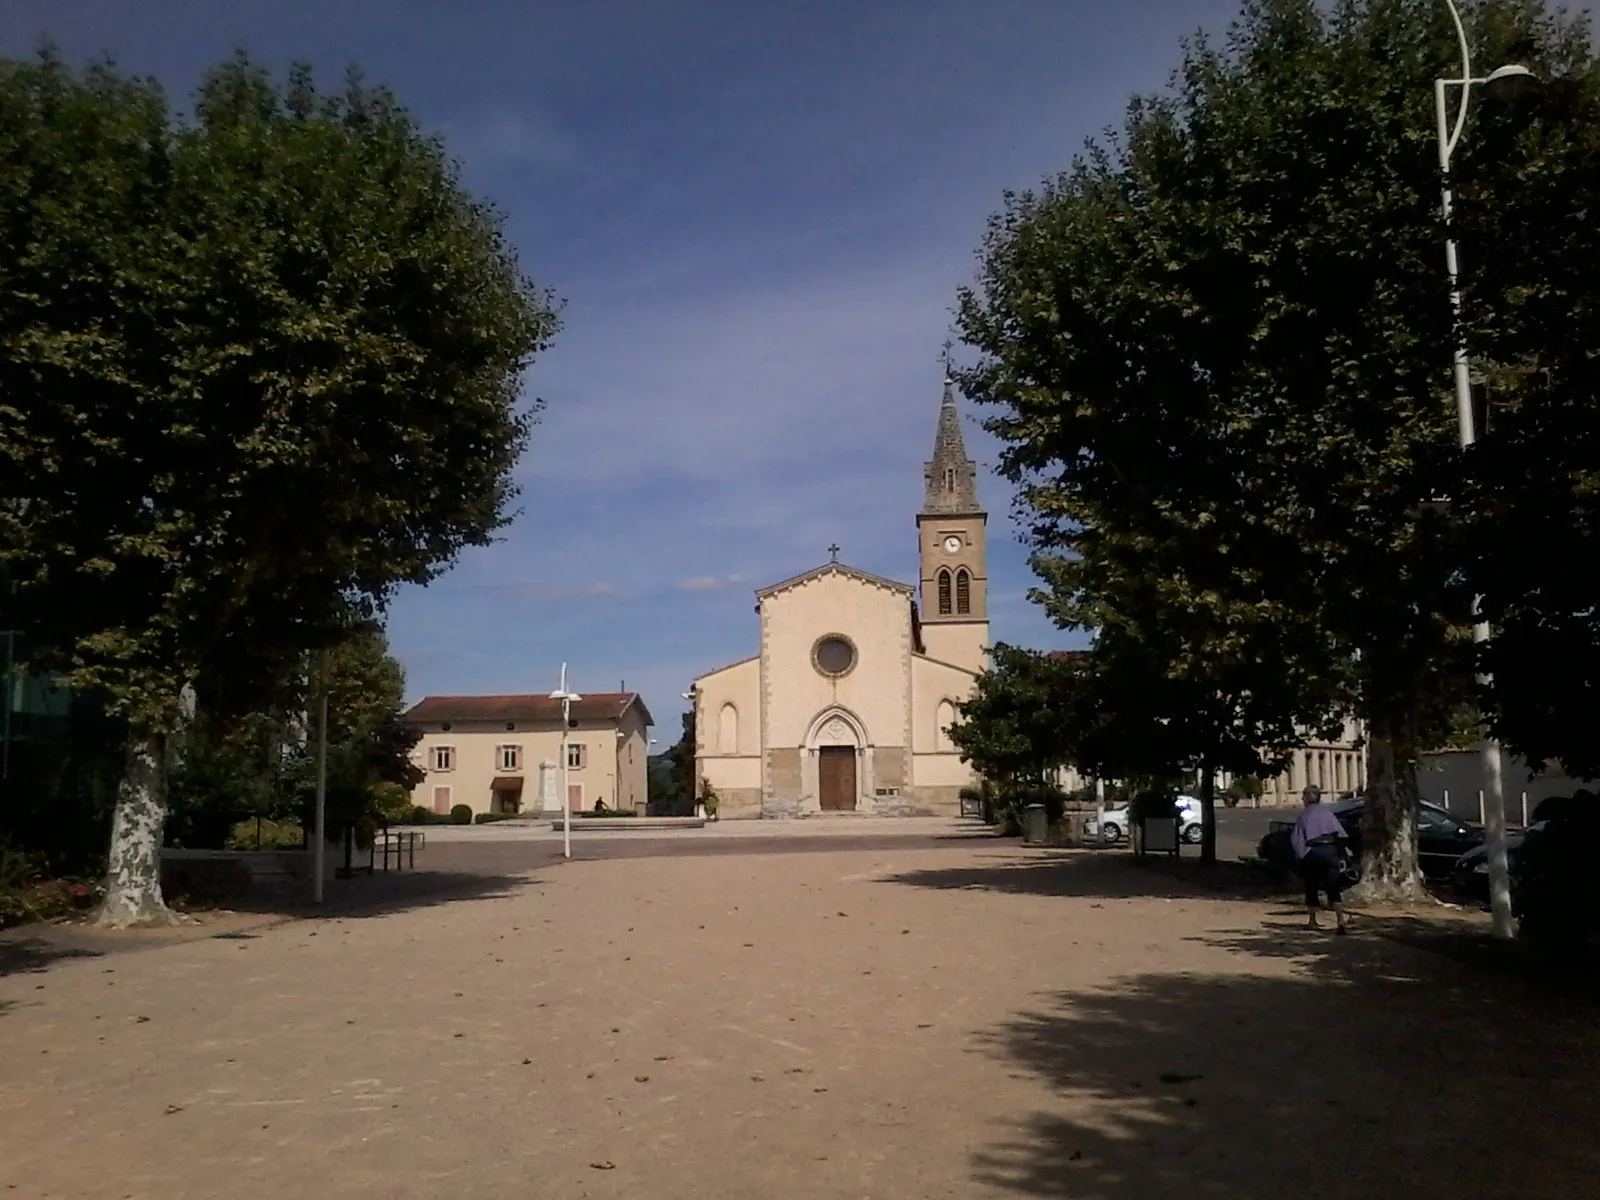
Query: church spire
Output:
[[922, 348, 981, 515]]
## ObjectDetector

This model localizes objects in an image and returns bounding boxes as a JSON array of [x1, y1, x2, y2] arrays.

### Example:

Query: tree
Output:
[[661, 707, 697, 817], [956, 0, 1592, 897], [950, 644, 1084, 789], [0, 53, 558, 925], [1452, 46, 1600, 781], [1055, 602, 1340, 863], [167, 620, 422, 850]]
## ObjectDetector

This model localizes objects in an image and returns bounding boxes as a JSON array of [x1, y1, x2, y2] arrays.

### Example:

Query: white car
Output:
[[1093, 794, 1205, 845]]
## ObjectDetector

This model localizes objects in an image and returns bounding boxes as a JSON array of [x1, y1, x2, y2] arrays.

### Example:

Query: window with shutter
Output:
[[937, 569, 952, 615], [956, 569, 971, 614], [432, 786, 452, 814]]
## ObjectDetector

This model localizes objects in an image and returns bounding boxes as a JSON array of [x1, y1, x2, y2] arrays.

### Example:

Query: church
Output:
[[690, 372, 988, 818]]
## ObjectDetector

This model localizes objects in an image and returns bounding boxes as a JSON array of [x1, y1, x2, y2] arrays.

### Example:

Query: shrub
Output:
[[993, 784, 1067, 836], [224, 819, 305, 850], [449, 804, 473, 825], [0, 877, 104, 929], [473, 811, 515, 824]]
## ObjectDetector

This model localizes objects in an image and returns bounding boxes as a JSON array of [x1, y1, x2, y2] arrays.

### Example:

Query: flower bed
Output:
[[0, 877, 105, 930]]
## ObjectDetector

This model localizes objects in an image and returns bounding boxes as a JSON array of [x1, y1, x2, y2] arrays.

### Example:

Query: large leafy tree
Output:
[[1454, 47, 1600, 781], [1047, 578, 1342, 863], [957, 0, 1591, 897], [950, 643, 1085, 789], [0, 53, 558, 925]]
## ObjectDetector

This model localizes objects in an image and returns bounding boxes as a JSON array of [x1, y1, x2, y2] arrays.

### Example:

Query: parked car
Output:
[[1256, 797, 1484, 881], [1449, 822, 1540, 904], [1095, 794, 1205, 845]]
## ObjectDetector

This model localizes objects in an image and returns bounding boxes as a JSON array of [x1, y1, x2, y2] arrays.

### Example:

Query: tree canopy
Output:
[[0, 51, 559, 923], [956, 0, 1597, 893]]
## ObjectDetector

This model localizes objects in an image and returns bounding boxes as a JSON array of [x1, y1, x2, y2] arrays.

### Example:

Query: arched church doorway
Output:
[[818, 746, 857, 811], [806, 708, 865, 813]]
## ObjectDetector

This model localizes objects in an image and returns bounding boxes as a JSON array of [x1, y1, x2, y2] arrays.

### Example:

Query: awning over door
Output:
[[490, 776, 524, 791]]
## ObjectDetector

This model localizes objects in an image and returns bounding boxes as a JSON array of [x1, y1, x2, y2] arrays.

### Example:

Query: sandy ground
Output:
[[1, 834, 1596, 1199]]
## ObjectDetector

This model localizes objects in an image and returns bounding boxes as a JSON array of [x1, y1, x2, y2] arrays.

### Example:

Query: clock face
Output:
[[942, 535, 963, 554]]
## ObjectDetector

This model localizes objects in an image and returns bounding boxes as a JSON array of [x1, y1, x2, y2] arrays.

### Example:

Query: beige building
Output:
[[691, 374, 988, 818], [401, 693, 653, 817]]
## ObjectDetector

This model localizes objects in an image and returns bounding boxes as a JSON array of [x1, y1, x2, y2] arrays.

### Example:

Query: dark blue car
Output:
[[1257, 797, 1484, 882]]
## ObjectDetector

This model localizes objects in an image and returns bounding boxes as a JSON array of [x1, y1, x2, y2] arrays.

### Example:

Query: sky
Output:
[[2, 0, 1242, 736]]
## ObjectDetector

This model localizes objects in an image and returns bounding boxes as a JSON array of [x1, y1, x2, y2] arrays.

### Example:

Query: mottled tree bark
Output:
[[96, 730, 179, 928], [1351, 728, 1424, 903]]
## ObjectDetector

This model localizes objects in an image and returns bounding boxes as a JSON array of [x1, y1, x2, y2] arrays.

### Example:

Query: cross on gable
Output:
[[827, 543, 841, 562]]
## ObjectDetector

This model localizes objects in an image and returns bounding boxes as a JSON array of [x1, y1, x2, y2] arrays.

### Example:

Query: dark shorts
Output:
[[1298, 844, 1344, 906]]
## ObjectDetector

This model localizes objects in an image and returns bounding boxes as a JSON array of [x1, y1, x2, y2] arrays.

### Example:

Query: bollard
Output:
[[1024, 803, 1049, 845]]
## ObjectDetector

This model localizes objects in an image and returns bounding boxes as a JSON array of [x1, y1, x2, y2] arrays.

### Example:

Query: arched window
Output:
[[718, 703, 739, 753], [936, 569, 952, 615], [955, 568, 971, 614], [936, 699, 957, 752], [943, 466, 957, 492]]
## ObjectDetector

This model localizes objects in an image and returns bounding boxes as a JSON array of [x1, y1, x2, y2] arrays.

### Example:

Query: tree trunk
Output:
[[96, 729, 179, 928], [1351, 728, 1424, 903], [1199, 760, 1217, 865]]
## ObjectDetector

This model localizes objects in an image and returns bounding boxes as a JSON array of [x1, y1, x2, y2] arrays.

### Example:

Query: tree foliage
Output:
[[949, 644, 1085, 788], [956, 0, 1595, 893], [0, 51, 558, 923]]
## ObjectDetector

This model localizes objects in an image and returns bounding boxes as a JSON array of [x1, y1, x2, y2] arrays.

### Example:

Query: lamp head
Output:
[[1483, 63, 1539, 97]]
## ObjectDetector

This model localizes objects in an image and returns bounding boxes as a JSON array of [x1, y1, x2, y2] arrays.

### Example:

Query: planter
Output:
[[1139, 816, 1180, 855]]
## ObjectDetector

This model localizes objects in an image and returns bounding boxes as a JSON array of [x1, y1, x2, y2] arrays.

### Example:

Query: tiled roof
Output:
[[401, 692, 651, 727], [1045, 650, 1091, 666]]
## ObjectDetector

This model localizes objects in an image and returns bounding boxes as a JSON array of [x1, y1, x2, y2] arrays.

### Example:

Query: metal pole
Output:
[[560, 664, 571, 860], [313, 685, 328, 904], [1436, 50, 1515, 940]]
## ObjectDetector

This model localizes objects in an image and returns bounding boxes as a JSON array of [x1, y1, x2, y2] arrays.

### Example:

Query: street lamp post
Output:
[[550, 663, 581, 860], [1433, 0, 1533, 940]]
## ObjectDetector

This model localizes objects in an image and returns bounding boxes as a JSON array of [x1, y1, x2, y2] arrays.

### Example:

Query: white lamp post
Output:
[[1433, 0, 1534, 939], [550, 663, 582, 860]]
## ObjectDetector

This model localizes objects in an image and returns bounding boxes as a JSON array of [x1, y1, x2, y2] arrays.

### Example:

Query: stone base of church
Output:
[[715, 788, 763, 820], [706, 789, 962, 819]]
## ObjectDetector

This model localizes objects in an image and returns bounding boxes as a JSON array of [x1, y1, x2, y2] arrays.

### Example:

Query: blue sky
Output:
[[3, 0, 1240, 735]]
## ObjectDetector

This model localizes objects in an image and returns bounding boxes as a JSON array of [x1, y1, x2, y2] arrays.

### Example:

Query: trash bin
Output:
[[1024, 803, 1049, 845]]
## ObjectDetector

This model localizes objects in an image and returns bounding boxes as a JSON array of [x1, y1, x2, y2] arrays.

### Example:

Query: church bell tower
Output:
[[916, 363, 989, 673]]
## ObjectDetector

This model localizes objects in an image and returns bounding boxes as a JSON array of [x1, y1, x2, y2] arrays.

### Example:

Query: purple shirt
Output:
[[1291, 805, 1347, 859]]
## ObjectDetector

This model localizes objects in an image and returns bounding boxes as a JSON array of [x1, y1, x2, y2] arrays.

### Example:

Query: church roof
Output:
[[755, 560, 914, 600], [922, 374, 984, 516]]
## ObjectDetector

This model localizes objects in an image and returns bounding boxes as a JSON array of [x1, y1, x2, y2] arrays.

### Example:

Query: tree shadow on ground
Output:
[[2, 871, 531, 971], [199, 868, 531, 921], [883, 850, 1293, 903], [970, 920, 1600, 1199], [0, 936, 101, 979]]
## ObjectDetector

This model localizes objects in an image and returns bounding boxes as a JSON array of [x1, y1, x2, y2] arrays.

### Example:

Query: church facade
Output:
[[690, 375, 989, 818]]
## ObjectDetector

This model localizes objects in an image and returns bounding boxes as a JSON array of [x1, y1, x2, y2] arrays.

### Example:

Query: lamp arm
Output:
[[1440, 0, 1474, 163]]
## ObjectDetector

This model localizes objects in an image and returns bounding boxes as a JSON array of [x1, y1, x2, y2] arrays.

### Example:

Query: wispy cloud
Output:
[[441, 108, 578, 173], [676, 574, 746, 592]]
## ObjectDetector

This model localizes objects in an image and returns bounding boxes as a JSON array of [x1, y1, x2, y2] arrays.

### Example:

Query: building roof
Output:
[[401, 692, 652, 727], [755, 560, 914, 600]]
